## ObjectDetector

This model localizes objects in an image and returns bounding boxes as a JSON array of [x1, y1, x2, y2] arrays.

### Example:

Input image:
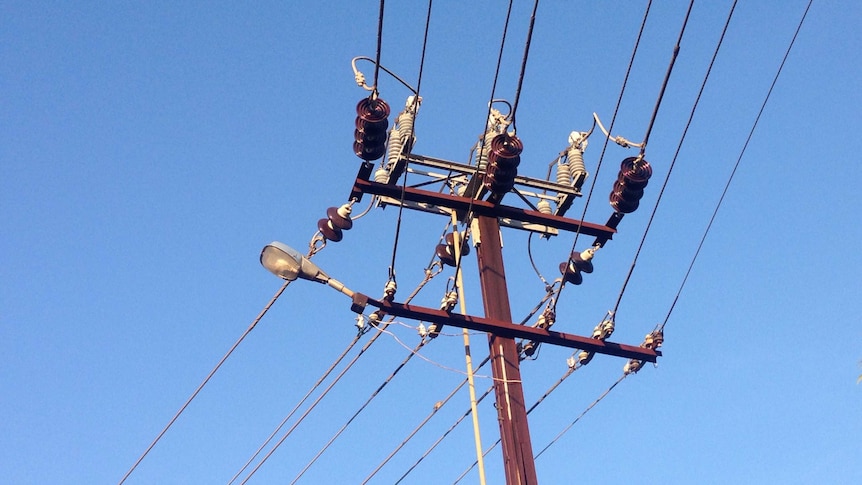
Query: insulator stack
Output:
[[579, 316, 615, 366], [354, 97, 390, 161], [556, 161, 572, 185], [383, 280, 397, 302], [521, 341, 538, 358], [385, 97, 419, 171], [559, 247, 595, 285], [624, 329, 663, 375], [536, 199, 552, 215], [609, 156, 652, 214], [475, 130, 496, 171], [317, 204, 353, 242], [374, 167, 389, 183], [567, 131, 589, 189], [483, 133, 523, 200], [436, 231, 470, 267]]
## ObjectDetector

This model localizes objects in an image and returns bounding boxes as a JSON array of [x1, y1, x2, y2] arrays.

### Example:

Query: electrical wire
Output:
[[386, 0, 434, 285], [452, 361, 580, 483], [553, 0, 653, 310], [289, 339, 428, 484], [638, 0, 694, 154], [533, 373, 629, 460], [118, 281, 290, 485], [361, 355, 491, 484], [395, 384, 496, 485], [237, 269, 439, 484], [659, 0, 813, 331], [226, 333, 363, 485], [509, 0, 540, 130], [611, 0, 735, 316], [372, 0, 385, 93]]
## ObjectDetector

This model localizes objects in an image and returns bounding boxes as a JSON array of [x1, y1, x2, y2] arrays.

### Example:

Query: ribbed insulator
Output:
[[354, 97, 390, 161], [386, 124, 403, 169], [556, 162, 572, 185], [476, 131, 496, 171], [374, 167, 389, 183], [619, 157, 652, 189], [567, 146, 587, 188], [536, 199, 552, 214], [398, 111, 415, 145]]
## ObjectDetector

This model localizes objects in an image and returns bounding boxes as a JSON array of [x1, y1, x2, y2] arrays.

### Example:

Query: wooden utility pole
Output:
[[475, 214, 537, 484], [348, 159, 660, 484]]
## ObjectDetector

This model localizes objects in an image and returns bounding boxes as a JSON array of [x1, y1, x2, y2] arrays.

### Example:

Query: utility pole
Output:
[[347, 152, 661, 484], [476, 214, 537, 484]]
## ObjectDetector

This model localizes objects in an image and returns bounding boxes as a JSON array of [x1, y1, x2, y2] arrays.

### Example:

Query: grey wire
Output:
[[118, 281, 290, 485], [289, 338, 428, 484], [395, 383, 496, 485], [227, 333, 363, 485]]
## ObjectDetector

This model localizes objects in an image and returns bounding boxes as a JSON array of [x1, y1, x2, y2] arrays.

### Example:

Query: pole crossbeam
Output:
[[351, 177, 615, 240], [349, 294, 660, 363]]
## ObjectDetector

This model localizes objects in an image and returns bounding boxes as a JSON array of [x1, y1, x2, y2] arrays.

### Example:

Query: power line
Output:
[[395, 384, 496, 485], [226, 333, 363, 485], [118, 281, 290, 484], [660, 0, 814, 331], [553, 0, 654, 310], [533, 373, 629, 460], [237, 269, 439, 483], [289, 339, 428, 484]]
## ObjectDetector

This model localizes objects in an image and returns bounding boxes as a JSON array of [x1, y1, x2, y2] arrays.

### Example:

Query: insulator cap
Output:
[[318, 218, 343, 242], [559, 261, 583, 285], [326, 206, 353, 230], [483, 133, 522, 196]]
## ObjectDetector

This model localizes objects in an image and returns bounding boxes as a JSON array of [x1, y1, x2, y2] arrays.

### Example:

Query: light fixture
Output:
[[260, 241, 354, 298]]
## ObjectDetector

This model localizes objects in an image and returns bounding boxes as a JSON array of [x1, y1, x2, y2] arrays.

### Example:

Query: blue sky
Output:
[[2, 1, 860, 484]]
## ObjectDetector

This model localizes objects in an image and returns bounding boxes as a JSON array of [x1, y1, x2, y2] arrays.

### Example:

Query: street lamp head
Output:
[[259, 241, 354, 297]]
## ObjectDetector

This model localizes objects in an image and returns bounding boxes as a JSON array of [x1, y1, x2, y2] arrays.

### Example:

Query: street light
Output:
[[260, 241, 355, 298]]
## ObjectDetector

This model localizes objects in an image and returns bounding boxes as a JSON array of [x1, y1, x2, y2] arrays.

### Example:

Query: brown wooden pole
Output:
[[475, 215, 537, 484]]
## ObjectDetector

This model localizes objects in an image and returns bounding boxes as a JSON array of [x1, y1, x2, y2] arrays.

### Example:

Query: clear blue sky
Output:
[[2, 1, 860, 484]]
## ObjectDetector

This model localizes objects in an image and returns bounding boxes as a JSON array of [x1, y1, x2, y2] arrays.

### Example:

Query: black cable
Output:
[[510, 0, 540, 128], [289, 338, 428, 484], [452, 362, 578, 483], [387, 0, 433, 284], [533, 373, 628, 460], [638, 0, 694, 154], [362, 355, 492, 484], [395, 384, 496, 485], [553, 0, 653, 311], [238, 271, 438, 483], [227, 333, 363, 485], [660, 0, 813, 331], [609, 0, 706, 316], [118, 281, 289, 485], [372, 0, 385, 92]]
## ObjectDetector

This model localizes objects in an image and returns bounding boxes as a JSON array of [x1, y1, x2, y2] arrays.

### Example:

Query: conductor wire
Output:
[[227, 334, 363, 485], [659, 0, 813, 331], [118, 281, 289, 485], [509, 0, 540, 130], [611, 0, 715, 316], [289, 339, 429, 484], [238, 270, 439, 484], [372, 0, 385, 93], [553, 0, 653, 311], [534, 373, 629, 460]]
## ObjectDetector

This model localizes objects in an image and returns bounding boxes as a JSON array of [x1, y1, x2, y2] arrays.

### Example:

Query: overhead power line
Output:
[[118, 281, 289, 485]]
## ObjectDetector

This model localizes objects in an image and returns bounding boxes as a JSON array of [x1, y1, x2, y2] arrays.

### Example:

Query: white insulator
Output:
[[624, 359, 643, 375], [601, 319, 615, 339], [386, 124, 403, 170], [556, 162, 572, 185], [566, 355, 577, 369], [355, 314, 366, 331], [578, 350, 594, 366], [417, 323, 428, 338], [536, 199, 552, 214], [567, 146, 588, 189], [383, 280, 397, 300], [336, 203, 352, 220], [374, 167, 390, 183], [440, 291, 458, 312], [398, 110, 415, 140], [476, 130, 496, 170]]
